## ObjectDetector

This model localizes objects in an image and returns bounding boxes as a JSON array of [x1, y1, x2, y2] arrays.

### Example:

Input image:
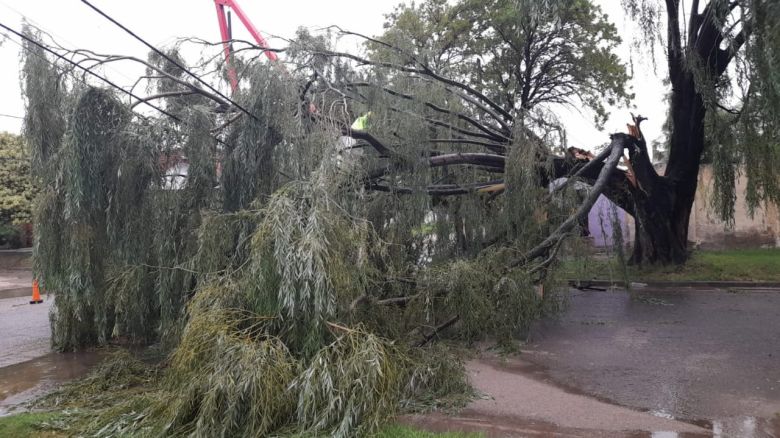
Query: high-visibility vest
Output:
[[350, 112, 371, 131]]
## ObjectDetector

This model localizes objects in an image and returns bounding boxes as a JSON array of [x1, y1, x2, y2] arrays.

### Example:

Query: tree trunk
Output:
[[628, 71, 706, 265], [629, 187, 690, 265]]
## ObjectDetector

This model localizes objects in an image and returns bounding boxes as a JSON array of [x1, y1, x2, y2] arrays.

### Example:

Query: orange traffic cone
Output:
[[30, 279, 43, 304]]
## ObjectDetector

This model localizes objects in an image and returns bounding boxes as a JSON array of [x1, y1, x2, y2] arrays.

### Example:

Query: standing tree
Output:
[[320, 0, 633, 263], [0, 133, 35, 247], [373, 0, 631, 132], [617, 0, 780, 263]]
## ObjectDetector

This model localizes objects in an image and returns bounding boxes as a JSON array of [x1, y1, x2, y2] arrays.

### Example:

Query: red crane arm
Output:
[[214, 0, 278, 91]]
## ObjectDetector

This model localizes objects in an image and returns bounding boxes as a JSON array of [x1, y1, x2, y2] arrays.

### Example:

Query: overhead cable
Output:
[[81, 0, 261, 123], [0, 21, 237, 151]]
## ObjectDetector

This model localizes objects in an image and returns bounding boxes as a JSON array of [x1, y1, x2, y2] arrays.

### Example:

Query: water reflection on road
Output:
[[0, 351, 103, 416], [649, 415, 780, 438], [523, 287, 780, 438]]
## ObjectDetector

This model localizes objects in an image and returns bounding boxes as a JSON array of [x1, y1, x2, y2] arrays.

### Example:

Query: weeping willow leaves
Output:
[[147, 252, 406, 438], [21, 25, 67, 172], [143, 173, 407, 436], [48, 88, 129, 349], [292, 326, 404, 438], [415, 252, 557, 344], [222, 63, 296, 211], [247, 171, 374, 355], [159, 286, 299, 438], [154, 109, 217, 341]]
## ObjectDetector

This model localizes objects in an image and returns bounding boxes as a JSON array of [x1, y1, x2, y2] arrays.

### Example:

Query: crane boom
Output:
[[213, 0, 278, 91]]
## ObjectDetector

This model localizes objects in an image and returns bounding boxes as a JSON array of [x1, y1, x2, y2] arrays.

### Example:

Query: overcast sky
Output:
[[0, 0, 667, 151]]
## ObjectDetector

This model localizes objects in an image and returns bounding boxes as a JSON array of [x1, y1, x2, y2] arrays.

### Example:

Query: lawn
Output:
[[565, 248, 780, 282], [0, 412, 66, 437], [377, 424, 483, 437], [0, 413, 480, 438]]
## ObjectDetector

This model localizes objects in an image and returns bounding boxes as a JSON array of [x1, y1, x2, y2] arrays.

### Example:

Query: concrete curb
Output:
[[569, 279, 780, 289]]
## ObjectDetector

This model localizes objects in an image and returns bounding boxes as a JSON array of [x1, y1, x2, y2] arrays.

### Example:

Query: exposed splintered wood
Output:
[[514, 133, 633, 269]]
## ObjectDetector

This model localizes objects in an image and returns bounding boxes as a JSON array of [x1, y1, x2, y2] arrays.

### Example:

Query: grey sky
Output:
[[0, 0, 667, 151]]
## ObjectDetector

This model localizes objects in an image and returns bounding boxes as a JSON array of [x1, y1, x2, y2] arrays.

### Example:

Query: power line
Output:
[[0, 0, 138, 85], [2, 32, 133, 111], [0, 22, 236, 151], [81, 0, 261, 123], [0, 113, 23, 119], [0, 20, 183, 123]]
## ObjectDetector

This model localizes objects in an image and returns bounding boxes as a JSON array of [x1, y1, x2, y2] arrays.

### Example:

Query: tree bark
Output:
[[624, 0, 730, 266], [627, 75, 705, 265], [629, 182, 690, 265]]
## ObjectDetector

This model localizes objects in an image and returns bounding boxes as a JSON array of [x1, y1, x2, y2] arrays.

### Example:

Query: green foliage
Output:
[[0, 412, 66, 438], [32, 349, 162, 437], [375, 0, 631, 128], [292, 326, 404, 437], [0, 133, 36, 226], [376, 424, 484, 437], [424, 255, 561, 343], [159, 287, 299, 437], [21, 26, 67, 172], [401, 344, 474, 412], [44, 88, 131, 349]]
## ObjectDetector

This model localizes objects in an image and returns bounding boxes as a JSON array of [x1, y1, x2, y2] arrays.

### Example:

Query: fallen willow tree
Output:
[[19, 16, 639, 435]]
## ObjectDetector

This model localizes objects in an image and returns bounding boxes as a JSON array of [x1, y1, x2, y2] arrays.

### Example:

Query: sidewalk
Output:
[[0, 249, 50, 368]]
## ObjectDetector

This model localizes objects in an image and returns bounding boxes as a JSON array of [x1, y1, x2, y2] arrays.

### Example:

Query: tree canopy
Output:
[[375, 0, 631, 129]]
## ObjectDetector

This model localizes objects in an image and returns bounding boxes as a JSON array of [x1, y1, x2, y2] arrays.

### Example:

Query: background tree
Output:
[[374, 0, 631, 131], [0, 133, 35, 248], [310, 0, 632, 265]]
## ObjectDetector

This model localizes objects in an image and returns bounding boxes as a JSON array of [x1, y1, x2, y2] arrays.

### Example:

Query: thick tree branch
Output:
[[368, 179, 504, 196], [513, 133, 632, 266], [346, 128, 397, 158], [428, 138, 507, 153], [625, 114, 659, 193], [666, 0, 685, 84]]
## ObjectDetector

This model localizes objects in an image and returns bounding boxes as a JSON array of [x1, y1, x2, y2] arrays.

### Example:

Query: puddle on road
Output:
[[405, 410, 780, 437], [0, 351, 103, 416], [403, 411, 713, 438], [648, 414, 780, 438]]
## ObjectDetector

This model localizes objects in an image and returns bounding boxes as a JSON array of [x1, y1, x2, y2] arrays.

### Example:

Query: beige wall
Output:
[[688, 166, 780, 249], [616, 165, 780, 250]]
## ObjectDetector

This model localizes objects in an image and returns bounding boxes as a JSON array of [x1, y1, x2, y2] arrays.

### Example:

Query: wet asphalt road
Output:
[[525, 287, 780, 426], [0, 295, 51, 369]]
